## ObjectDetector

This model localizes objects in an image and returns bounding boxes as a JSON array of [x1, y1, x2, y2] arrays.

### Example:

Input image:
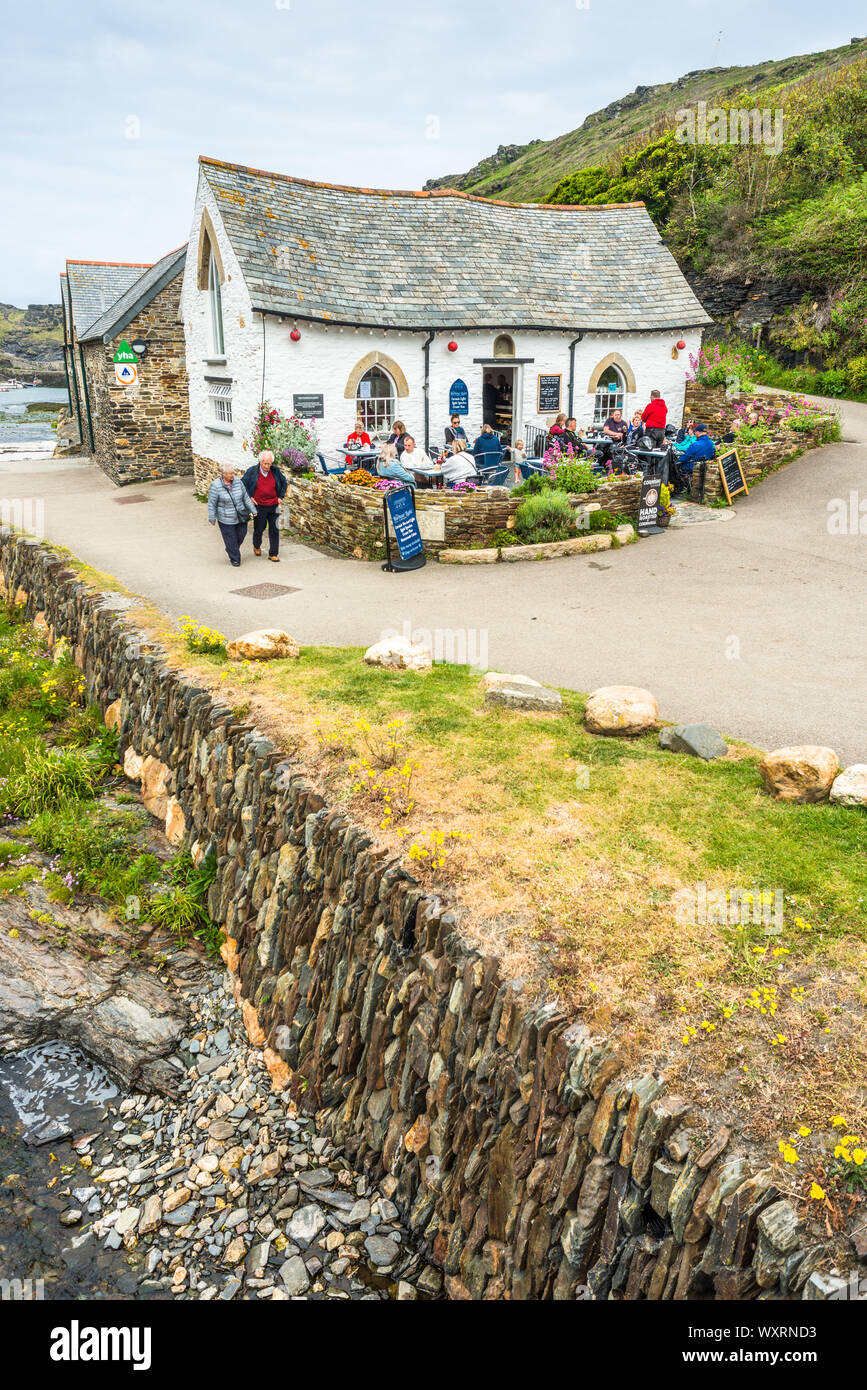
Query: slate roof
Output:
[[79, 246, 187, 344], [66, 259, 153, 339], [59, 273, 72, 342], [200, 156, 711, 332]]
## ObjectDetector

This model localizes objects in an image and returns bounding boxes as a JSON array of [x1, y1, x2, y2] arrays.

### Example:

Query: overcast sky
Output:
[[2, 0, 864, 304]]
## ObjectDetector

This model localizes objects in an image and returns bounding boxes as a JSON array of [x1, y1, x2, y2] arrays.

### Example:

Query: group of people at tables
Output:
[[546, 389, 717, 491], [341, 389, 719, 494], [342, 415, 506, 489]]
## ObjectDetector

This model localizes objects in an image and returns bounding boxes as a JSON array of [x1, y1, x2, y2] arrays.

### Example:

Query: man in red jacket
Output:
[[640, 390, 668, 446]]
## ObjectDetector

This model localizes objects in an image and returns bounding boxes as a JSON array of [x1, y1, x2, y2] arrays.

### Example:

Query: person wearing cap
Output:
[[676, 422, 716, 482]]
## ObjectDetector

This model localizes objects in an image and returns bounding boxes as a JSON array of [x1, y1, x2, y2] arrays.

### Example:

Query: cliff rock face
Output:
[[0, 302, 64, 370]]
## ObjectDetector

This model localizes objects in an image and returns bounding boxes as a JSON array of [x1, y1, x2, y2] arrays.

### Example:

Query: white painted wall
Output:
[[181, 173, 703, 469]]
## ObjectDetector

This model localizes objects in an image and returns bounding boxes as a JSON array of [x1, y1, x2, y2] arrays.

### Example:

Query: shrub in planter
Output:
[[514, 492, 575, 544]]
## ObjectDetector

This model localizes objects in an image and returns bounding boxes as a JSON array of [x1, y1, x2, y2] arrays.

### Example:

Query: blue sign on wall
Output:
[[385, 488, 424, 564], [448, 379, 469, 415]]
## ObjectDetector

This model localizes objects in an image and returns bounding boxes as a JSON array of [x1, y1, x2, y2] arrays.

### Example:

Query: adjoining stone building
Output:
[[181, 155, 712, 489], [60, 250, 192, 485]]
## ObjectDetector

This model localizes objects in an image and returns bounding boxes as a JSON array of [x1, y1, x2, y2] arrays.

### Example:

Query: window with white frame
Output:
[[593, 366, 625, 425], [208, 249, 225, 357], [356, 365, 396, 437], [208, 380, 233, 429]]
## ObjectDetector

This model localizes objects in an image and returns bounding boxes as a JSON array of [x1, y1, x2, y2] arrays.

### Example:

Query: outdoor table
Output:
[[406, 462, 446, 490], [342, 449, 379, 472]]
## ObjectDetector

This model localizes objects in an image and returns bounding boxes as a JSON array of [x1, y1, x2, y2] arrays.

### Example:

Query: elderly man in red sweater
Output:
[[242, 450, 288, 562], [640, 390, 668, 446]]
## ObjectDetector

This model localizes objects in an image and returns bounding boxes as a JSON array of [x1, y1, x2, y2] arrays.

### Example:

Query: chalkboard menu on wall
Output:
[[537, 374, 562, 413], [293, 394, 324, 418], [717, 448, 749, 503]]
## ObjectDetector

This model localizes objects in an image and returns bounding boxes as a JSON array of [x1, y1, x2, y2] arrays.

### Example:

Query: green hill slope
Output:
[[426, 37, 867, 202], [427, 37, 867, 395], [0, 303, 64, 375]]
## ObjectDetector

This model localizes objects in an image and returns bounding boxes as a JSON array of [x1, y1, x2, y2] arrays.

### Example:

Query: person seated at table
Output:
[[549, 413, 567, 438], [345, 417, 372, 465], [675, 422, 696, 450], [626, 410, 644, 444], [676, 423, 716, 480], [444, 414, 468, 448], [387, 419, 408, 455], [437, 440, 480, 485], [472, 424, 502, 460], [561, 417, 583, 449], [401, 435, 435, 472], [376, 442, 416, 488], [602, 408, 629, 444]]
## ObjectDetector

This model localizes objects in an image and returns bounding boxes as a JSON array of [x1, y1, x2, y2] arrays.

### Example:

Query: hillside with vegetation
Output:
[[427, 37, 867, 397], [0, 302, 64, 377]]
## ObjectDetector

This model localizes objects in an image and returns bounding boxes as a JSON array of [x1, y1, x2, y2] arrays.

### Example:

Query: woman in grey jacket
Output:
[[207, 464, 258, 567]]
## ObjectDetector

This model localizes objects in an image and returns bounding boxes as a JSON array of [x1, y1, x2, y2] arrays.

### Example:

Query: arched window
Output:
[[593, 365, 625, 424], [493, 333, 515, 358], [356, 365, 395, 436], [208, 249, 225, 357]]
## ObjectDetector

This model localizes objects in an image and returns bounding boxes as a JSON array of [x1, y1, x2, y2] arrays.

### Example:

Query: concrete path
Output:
[[2, 399, 865, 762]]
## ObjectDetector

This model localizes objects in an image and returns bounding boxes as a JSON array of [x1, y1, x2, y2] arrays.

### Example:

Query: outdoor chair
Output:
[[316, 452, 346, 476]]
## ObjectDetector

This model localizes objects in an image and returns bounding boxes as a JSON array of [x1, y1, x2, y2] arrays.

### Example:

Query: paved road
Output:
[[2, 396, 865, 762]]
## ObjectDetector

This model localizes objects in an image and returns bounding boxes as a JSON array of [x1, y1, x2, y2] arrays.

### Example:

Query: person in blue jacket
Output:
[[472, 424, 502, 462], [676, 423, 716, 487], [242, 450, 288, 562]]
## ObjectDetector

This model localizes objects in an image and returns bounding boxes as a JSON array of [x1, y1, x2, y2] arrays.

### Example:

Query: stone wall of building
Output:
[[81, 274, 192, 486], [0, 529, 849, 1302]]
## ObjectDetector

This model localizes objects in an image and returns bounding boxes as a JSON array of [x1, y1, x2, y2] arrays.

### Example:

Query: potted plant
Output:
[[658, 483, 675, 527]]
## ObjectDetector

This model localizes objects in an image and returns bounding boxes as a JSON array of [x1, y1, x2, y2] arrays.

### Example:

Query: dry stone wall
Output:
[[0, 531, 845, 1302]]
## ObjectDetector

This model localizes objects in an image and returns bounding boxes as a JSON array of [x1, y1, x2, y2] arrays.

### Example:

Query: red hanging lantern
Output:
[[676, 339, 686, 351], [447, 340, 458, 352], [290, 328, 301, 342]]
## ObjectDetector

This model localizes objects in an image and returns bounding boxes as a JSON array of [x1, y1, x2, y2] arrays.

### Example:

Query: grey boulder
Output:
[[659, 723, 728, 761]]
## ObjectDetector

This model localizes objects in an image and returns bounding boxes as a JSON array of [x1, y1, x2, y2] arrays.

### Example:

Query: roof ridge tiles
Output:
[[198, 155, 645, 211]]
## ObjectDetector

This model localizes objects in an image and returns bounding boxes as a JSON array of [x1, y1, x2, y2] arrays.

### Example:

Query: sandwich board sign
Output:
[[114, 362, 137, 387], [382, 487, 425, 571], [717, 448, 749, 504], [637, 475, 664, 535]]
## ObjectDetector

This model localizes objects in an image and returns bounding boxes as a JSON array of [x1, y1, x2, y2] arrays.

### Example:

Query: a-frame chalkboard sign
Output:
[[717, 448, 749, 504]]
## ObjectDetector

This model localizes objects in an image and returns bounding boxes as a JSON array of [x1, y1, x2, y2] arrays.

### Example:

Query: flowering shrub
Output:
[[247, 401, 318, 463], [373, 478, 402, 491], [179, 617, 226, 656], [452, 479, 478, 492], [340, 468, 378, 488], [686, 342, 759, 390]]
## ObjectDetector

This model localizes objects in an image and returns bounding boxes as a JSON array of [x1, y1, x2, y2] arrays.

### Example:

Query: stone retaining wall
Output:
[[0, 531, 845, 1302], [284, 475, 642, 559]]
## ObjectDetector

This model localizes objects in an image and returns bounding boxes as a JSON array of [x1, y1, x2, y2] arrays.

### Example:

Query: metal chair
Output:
[[317, 452, 346, 476]]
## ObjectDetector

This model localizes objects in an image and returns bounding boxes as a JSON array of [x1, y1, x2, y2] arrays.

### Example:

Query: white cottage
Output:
[[181, 155, 711, 484]]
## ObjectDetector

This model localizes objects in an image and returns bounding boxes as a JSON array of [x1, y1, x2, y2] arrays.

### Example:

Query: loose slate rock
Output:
[[483, 672, 562, 712], [659, 723, 728, 760]]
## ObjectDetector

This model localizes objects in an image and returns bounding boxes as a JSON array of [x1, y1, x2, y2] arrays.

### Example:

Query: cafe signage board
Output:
[[382, 487, 426, 572], [537, 374, 561, 413], [448, 379, 469, 415], [292, 393, 324, 418], [717, 448, 749, 504], [637, 475, 664, 535]]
